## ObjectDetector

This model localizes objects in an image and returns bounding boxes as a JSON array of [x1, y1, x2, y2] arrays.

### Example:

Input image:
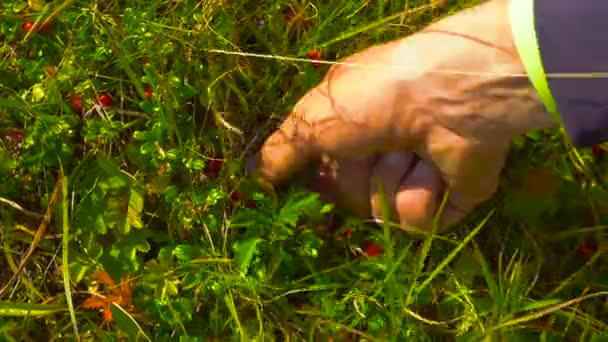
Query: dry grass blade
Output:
[[490, 291, 608, 331]]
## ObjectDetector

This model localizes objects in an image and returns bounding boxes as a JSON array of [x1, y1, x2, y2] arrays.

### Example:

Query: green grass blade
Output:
[[224, 291, 247, 342], [0, 301, 66, 317], [415, 209, 495, 294], [473, 241, 501, 310], [405, 188, 452, 306], [110, 303, 152, 342], [60, 169, 80, 340], [374, 178, 399, 333]]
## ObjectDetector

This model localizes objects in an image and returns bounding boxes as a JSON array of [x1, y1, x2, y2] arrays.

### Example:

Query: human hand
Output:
[[252, 0, 556, 232]]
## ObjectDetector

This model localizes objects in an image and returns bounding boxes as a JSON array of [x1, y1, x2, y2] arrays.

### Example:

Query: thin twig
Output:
[[205, 50, 608, 79], [0, 177, 63, 299], [114, 108, 150, 119], [318, 320, 377, 340], [0, 197, 45, 219]]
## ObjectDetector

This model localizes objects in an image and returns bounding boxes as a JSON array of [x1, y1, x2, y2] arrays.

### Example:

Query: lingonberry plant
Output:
[[0, 0, 607, 341]]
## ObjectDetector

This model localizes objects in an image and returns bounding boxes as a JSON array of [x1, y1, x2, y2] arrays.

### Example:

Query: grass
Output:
[[1, 0, 608, 340]]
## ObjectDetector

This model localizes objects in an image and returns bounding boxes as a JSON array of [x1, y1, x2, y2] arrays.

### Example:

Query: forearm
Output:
[[510, 0, 608, 147]]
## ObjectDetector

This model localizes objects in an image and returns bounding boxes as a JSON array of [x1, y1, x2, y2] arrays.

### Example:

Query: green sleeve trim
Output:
[[508, 0, 563, 126]]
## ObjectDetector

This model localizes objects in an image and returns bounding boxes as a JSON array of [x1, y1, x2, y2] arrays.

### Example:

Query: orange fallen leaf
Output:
[[83, 295, 107, 310], [83, 270, 135, 323], [103, 308, 114, 323]]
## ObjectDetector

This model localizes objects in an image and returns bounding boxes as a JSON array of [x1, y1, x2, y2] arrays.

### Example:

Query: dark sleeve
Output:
[[534, 0, 608, 147]]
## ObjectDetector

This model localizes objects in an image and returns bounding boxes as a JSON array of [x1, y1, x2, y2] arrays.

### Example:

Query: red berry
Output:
[[344, 229, 352, 239], [206, 159, 223, 177], [245, 199, 257, 209], [22, 20, 52, 34], [308, 49, 322, 70], [230, 191, 241, 202], [592, 145, 605, 157], [144, 87, 153, 101], [364, 242, 382, 257], [4, 128, 24, 146], [308, 50, 320, 59], [97, 93, 113, 106], [43, 65, 57, 78], [578, 241, 597, 262], [23, 21, 35, 33], [71, 95, 83, 113]]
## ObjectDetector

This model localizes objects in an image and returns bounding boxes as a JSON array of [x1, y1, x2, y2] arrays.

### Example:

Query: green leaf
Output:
[[591, 333, 608, 342], [126, 185, 145, 231], [68, 251, 93, 284], [173, 244, 195, 262], [231, 206, 274, 229], [0, 98, 25, 108], [102, 229, 152, 278], [525, 129, 543, 141], [0, 302, 66, 317], [118, 228, 152, 263], [110, 303, 152, 342], [139, 100, 155, 114], [97, 155, 130, 189], [140, 141, 156, 155], [75, 191, 107, 234], [233, 238, 263, 275], [180, 272, 201, 290], [276, 192, 322, 228]]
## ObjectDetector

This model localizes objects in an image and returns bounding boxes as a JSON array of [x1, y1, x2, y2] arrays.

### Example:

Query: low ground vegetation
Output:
[[0, 0, 607, 340]]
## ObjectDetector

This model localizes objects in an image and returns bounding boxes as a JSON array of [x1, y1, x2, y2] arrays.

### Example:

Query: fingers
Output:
[[308, 149, 501, 233], [333, 157, 377, 217], [366, 147, 500, 232], [394, 159, 444, 231], [369, 151, 416, 222], [308, 155, 377, 216], [391, 151, 503, 232]]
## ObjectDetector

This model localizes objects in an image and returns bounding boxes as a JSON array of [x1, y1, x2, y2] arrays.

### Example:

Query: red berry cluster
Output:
[[70, 92, 116, 114], [70, 87, 154, 114]]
